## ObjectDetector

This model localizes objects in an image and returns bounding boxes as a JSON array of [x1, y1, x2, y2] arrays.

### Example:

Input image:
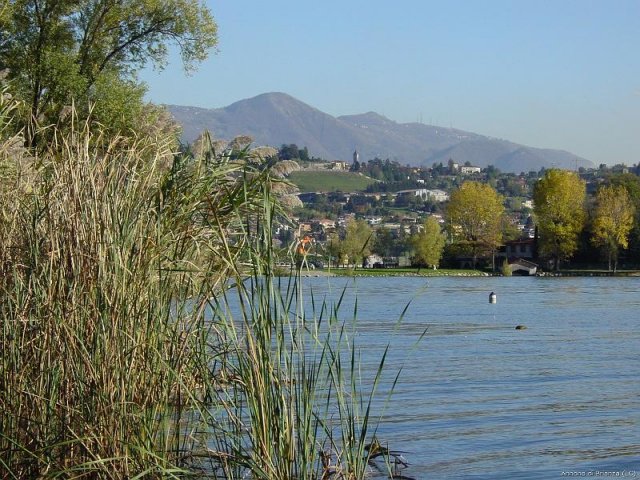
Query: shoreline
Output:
[[295, 269, 640, 278]]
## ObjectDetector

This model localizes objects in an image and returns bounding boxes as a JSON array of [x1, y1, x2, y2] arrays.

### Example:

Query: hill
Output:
[[167, 92, 593, 174], [287, 171, 375, 193]]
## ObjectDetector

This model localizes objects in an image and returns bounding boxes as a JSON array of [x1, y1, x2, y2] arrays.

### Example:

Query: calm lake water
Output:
[[298, 276, 640, 479]]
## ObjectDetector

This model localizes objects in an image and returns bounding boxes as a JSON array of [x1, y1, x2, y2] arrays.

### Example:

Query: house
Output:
[[495, 238, 538, 275], [395, 189, 450, 202], [363, 254, 384, 268], [499, 238, 536, 260], [315, 219, 336, 230], [460, 165, 481, 174], [329, 161, 349, 170], [425, 189, 449, 202], [364, 256, 412, 268]]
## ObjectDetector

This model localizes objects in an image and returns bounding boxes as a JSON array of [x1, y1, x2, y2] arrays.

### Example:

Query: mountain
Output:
[[167, 92, 593, 173]]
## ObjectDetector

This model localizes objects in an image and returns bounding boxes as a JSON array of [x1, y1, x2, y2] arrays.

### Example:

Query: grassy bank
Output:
[[326, 267, 489, 277], [288, 170, 375, 192], [328, 268, 640, 277], [0, 104, 398, 477]]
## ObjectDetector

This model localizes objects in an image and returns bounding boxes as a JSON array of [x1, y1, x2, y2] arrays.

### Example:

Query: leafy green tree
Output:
[[591, 185, 635, 271], [278, 144, 299, 160], [342, 218, 372, 267], [411, 216, 445, 268], [533, 169, 586, 270], [446, 181, 505, 269], [372, 226, 395, 257], [607, 173, 640, 263], [326, 232, 344, 267], [484, 164, 500, 179], [0, 0, 218, 144]]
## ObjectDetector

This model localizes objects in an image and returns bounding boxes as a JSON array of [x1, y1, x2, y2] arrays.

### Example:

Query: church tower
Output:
[[353, 149, 359, 164]]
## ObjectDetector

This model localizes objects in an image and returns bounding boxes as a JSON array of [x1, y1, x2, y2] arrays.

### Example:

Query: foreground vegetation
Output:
[[0, 106, 401, 477], [0, 4, 408, 476]]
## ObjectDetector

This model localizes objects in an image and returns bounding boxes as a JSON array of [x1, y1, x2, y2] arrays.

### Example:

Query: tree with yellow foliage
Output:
[[446, 181, 505, 269], [328, 219, 372, 268], [411, 216, 446, 269], [533, 169, 586, 270], [591, 185, 635, 272]]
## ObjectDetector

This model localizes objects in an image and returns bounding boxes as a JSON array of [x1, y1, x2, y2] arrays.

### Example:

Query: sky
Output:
[[140, 0, 640, 166]]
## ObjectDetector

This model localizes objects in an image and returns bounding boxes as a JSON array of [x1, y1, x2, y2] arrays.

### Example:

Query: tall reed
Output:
[[0, 106, 398, 478], [199, 200, 393, 479]]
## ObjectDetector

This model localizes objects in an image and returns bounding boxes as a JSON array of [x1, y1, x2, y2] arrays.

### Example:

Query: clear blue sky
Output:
[[140, 0, 640, 166]]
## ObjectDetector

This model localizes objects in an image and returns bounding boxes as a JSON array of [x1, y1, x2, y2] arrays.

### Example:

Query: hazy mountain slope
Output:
[[426, 139, 520, 168], [167, 93, 593, 173], [338, 112, 481, 162], [169, 92, 365, 160]]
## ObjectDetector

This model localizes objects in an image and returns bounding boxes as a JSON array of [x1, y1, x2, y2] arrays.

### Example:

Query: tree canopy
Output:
[[329, 218, 372, 267], [411, 216, 445, 268], [446, 181, 505, 268], [0, 0, 218, 143], [591, 185, 635, 271], [533, 169, 586, 270]]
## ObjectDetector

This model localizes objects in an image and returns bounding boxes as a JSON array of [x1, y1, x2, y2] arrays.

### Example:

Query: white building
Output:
[[460, 165, 481, 174], [425, 189, 449, 202], [396, 189, 450, 202]]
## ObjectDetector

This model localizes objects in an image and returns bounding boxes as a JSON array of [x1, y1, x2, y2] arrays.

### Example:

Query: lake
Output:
[[298, 276, 640, 479]]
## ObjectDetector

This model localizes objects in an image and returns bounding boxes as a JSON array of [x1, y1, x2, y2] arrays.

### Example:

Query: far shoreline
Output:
[[294, 268, 640, 278]]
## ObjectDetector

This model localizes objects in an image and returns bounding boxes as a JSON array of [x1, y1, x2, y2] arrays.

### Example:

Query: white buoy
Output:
[[489, 292, 497, 304]]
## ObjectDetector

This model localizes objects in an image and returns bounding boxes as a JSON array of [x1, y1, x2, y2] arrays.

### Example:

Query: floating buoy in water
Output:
[[489, 292, 497, 304]]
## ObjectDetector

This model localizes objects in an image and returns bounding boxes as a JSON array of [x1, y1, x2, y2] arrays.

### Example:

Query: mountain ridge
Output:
[[167, 92, 593, 173]]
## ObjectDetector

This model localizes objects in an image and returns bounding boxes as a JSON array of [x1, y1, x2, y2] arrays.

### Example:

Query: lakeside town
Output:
[[272, 144, 640, 274]]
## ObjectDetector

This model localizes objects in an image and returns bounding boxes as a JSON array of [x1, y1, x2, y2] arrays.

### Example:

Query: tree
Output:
[[411, 216, 445, 268], [591, 185, 635, 272], [446, 181, 505, 269], [342, 218, 372, 267], [533, 169, 586, 270], [607, 173, 640, 263], [0, 0, 218, 144], [326, 232, 342, 268], [278, 144, 299, 160], [372, 226, 395, 257]]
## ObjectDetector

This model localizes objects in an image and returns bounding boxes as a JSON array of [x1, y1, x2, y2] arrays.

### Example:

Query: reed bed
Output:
[[0, 99, 399, 478]]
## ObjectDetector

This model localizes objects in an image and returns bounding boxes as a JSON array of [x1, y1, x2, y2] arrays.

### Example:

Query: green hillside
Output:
[[289, 171, 376, 192]]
